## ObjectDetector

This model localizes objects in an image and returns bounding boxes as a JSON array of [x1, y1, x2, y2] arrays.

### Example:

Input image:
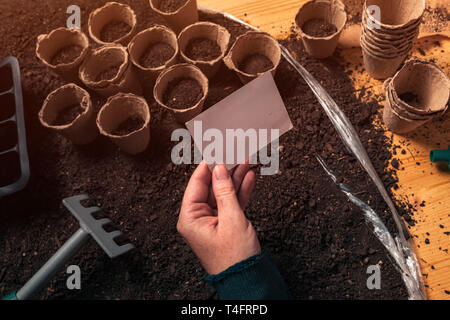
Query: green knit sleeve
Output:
[[204, 249, 292, 300]]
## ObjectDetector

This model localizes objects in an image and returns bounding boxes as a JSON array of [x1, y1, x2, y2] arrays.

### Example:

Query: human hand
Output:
[[177, 162, 260, 275]]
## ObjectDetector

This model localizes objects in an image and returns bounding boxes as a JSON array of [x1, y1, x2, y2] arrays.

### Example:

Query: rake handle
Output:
[[15, 228, 89, 300]]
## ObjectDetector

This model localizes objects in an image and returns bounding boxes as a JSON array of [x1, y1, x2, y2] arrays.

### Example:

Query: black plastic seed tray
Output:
[[0, 56, 30, 198]]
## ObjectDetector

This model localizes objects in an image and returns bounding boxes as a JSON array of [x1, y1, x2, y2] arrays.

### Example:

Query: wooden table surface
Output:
[[198, 0, 450, 300]]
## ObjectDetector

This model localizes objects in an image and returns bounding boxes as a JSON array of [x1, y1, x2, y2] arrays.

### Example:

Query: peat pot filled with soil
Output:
[[178, 22, 231, 78], [97, 93, 151, 155], [382, 60, 450, 133], [149, 0, 199, 34], [128, 25, 179, 83], [39, 84, 98, 145], [89, 1, 137, 46], [79, 45, 142, 98], [295, 0, 347, 59], [154, 63, 208, 123], [224, 31, 281, 84], [390, 60, 449, 116], [36, 27, 90, 83]]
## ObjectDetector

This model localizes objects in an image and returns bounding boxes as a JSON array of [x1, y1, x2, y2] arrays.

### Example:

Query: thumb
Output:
[[212, 165, 244, 218]]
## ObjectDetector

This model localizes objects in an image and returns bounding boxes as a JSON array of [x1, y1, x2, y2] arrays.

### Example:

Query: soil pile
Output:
[[51, 45, 83, 65], [164, 78, 203, 109], [112, 117, 145, 136], [52, 104, 85, 126], [399, 92, 421, 108], [240, 54, 274, 75], [157, 0, 187, 13], [185, 38, 222, 61], [101, 20, 132, 42], [140, 43, 175, 68], [96, 65, 121, 82], [0, 1, 414, 300], [302, 18, 337, 37]]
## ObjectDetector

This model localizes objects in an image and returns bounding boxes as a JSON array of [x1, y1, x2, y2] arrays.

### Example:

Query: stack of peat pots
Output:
[[383, 60, 450, 134], [361, 0, 425, 79]]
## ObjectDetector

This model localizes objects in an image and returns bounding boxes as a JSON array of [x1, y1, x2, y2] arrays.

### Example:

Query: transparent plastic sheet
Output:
[[317, 156, 425, 300], [198, 5, 426, 299]]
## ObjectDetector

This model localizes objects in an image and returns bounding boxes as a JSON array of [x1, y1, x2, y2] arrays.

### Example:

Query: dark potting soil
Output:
[[51, 45, 83, 66], [52, 103, 85, 126], [0, 1, 415, 300], [240, 54, 274, 75], [302, 18, 338, 37], [112, 117, 145, 136], [157, 0, 187, 13], [163, 78, 203, 110], [100, 20, 132, 42], [96, 65, 121, 82], [399, 92, 421, 108], [139, 42, 175, 68], [185, 38, 222, 61]]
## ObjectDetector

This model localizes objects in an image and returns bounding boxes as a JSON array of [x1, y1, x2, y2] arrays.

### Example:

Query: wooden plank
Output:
[[200, 0, 301, 38], [344, 39, 450, 300], [198, 0, 450, 300]]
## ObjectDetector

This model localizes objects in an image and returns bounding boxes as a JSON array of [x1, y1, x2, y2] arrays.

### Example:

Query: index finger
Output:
[[182, 161, 212, 205]]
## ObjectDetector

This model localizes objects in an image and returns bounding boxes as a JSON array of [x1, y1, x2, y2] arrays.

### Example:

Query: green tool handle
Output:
[[1, 291, 18, 300], [430, 147, 450, 170], [2, 228, 89, 300], [430, 149, 450, 163]]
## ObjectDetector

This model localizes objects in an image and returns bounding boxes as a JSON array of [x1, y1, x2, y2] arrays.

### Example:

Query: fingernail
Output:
[[214, 165, 229, 181]]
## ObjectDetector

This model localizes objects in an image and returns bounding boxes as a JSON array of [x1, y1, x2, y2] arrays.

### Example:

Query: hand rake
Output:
[[2, 194, 134, 300]]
